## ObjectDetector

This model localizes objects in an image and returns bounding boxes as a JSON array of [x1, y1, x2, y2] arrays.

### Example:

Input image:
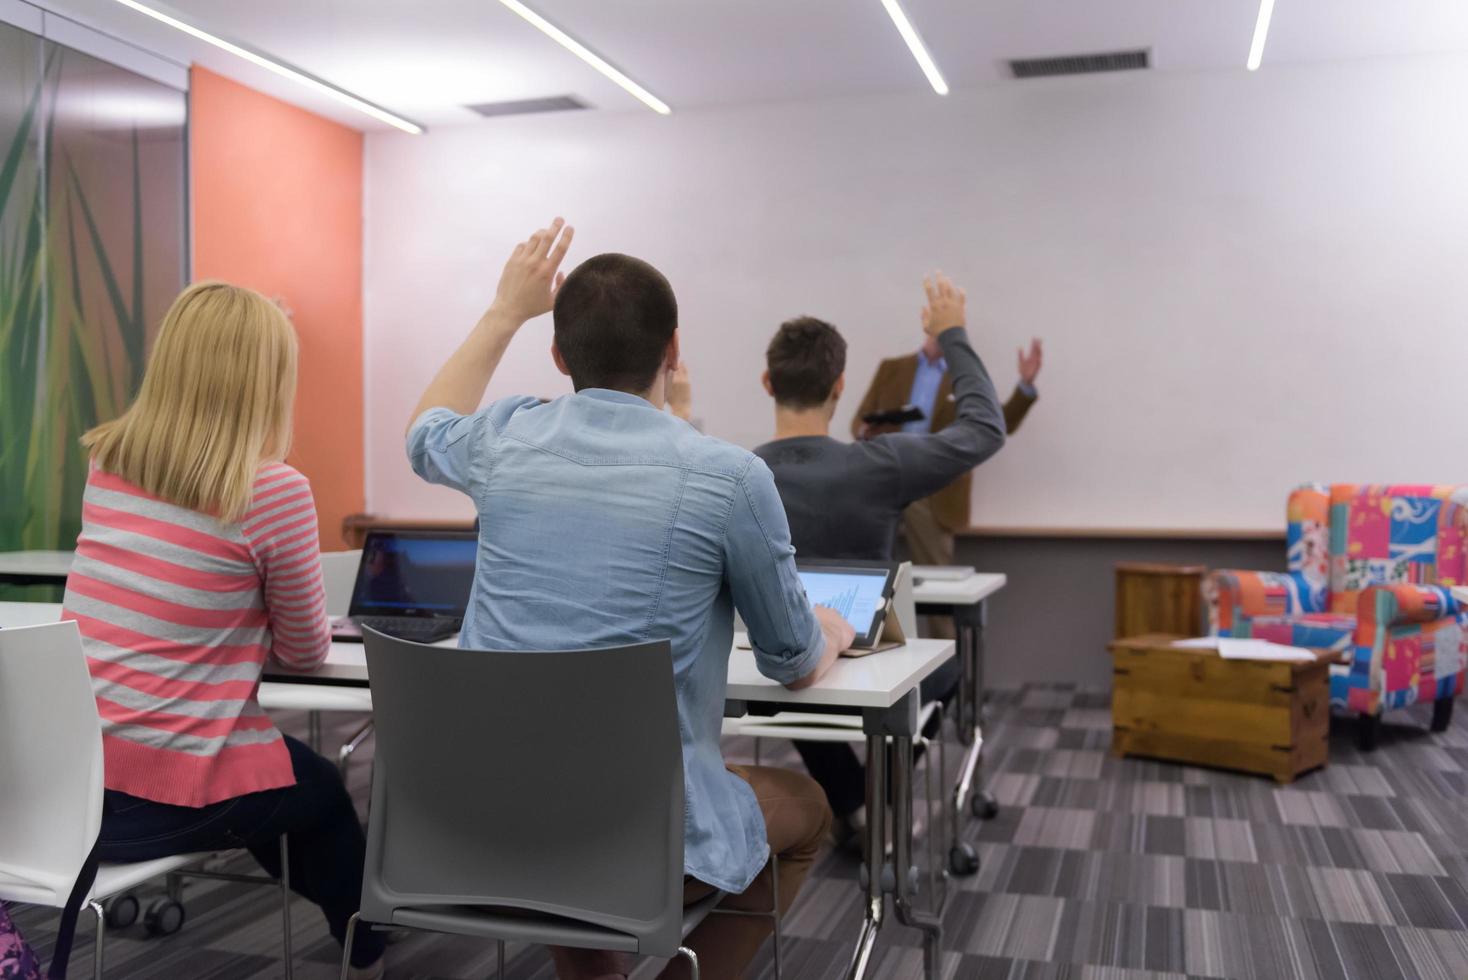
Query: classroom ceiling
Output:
[[38, 0, 1468, 131]]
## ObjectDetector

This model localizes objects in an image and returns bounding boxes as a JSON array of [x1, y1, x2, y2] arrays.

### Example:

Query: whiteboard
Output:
[[363, 56, 1468, 531]]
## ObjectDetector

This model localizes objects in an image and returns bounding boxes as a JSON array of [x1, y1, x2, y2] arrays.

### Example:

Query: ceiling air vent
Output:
[[464, 95, 589, 118], [1008, 49, 1149, 79]]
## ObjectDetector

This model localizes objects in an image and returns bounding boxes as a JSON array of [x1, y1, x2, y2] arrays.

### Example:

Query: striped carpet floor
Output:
[[10, 684, 1468, 979]]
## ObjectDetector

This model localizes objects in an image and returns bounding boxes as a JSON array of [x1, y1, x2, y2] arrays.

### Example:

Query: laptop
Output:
[[330, 529, 477, 644]]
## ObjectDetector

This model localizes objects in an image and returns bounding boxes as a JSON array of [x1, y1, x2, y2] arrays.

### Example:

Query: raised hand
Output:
[[920, 271, 966, 338], [667, 360, 693, 420], [1017, 338, 1043, 386], [408, 216, 575, 429], [490, 217, 576, 325]]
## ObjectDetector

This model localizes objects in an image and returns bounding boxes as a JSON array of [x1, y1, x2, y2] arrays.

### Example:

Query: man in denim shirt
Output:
[[406, 219, 853, 980]]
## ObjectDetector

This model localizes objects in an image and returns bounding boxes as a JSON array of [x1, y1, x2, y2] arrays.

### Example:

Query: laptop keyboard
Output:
[[357, 617, 461, 641]]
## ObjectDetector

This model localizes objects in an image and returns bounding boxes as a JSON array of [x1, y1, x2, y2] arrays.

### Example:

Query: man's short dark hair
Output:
[[765, 316, 847, 409], [553, 253, 678, 393]]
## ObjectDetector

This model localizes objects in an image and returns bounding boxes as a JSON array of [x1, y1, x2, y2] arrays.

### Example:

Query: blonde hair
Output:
[[82, 281, 298, 523]]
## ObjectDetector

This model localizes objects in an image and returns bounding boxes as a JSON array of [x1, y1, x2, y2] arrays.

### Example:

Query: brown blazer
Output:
[[851, 353, 1036, 531]]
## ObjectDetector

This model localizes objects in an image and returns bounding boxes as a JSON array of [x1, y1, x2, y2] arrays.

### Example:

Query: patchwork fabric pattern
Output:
[[1233, 612, 1356, 651], [1286, 483, 1330, 612], [1211, 484, 1468, 719], [1341, 585, 1468, 714], [1328, 484, 1468, 616]]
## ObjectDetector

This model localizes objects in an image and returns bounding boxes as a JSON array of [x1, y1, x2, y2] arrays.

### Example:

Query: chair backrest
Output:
[[1325, 484, 1468, 614], [320, 549, 363, 618], [0, 622, 104, 902], [359, 630, 688, 954]]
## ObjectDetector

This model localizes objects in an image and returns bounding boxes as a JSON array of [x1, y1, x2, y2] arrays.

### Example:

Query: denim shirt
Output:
[[407, 389, 826, 893]]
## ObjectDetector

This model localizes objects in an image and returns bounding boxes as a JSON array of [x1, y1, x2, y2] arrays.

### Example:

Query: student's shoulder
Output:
[[676, 427, 764, 483], [854, 432, 908, 471], [247, 463, 318, 525], [254, 460, 311, 493], [485, 394, 547, 428], [411, 395, 544, 436]]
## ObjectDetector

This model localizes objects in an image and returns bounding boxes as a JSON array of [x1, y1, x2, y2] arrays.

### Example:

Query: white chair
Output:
[[259, 550, 375, 774], [0, 621, 295, 977]]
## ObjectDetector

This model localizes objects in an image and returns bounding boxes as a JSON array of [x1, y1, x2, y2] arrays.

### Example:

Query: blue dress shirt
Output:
[[907, 350, 1037, 433], [904, 350, 948, 433], [407, 389, 825, 893]]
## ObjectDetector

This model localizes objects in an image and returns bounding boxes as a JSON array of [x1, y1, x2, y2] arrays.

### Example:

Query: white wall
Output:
[[364, 55, 1468, 530]]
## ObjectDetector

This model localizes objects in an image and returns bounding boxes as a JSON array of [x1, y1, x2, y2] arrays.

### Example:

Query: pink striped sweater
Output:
[[60, 462, 329, 807]]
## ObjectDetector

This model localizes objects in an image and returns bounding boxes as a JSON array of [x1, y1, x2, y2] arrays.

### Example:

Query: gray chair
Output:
[[346, 630, 717, 978]]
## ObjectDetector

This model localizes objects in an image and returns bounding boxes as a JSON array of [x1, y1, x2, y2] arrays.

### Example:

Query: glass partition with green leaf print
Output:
[[0, 21, 186, 570], [0, 23, 45, 560]]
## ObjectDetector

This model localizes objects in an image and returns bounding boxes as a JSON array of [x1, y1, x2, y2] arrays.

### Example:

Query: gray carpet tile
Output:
[[8, 683, 1468, 979]]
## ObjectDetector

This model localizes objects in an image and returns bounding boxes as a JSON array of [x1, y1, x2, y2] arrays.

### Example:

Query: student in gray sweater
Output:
[[751, 272, 1007, 843]]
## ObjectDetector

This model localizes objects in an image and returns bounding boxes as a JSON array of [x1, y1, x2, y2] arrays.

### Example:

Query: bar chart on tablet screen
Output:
[[825, 585, 858, 620], [799, 572, 884, 634]]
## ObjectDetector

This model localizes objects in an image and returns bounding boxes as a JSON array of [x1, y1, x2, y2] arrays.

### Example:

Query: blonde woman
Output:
[[59, 282, 386, 979]]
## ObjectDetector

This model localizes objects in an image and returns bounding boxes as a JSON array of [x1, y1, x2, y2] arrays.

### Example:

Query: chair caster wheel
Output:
[[947, 843, 979, 877], [971, 792, 999, 820], [104, 893, 140, 929], [144, 898, 185, 936]]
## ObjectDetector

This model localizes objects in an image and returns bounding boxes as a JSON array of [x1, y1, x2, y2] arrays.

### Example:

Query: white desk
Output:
[[0, 600, 950, 979], [1453, 586, 1468, 605], [911, 571, 1006, 607], [0, 601, 66, 627], [0, 601, 950, 710], [909, 570, 1005, 875], [0, 551, 73, 587], [727, 640, 952, 710]]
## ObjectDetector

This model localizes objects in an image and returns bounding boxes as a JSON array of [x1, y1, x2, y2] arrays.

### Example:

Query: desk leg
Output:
[[966, 600, 999, 822], [892, 733, 943, 977], [844, 734, 886, 980], [847, 693, 943, 980], [947, 600, 996, 877]]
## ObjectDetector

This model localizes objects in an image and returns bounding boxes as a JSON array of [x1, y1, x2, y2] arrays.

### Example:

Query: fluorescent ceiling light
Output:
[[495, 0, 671, 115], [108, 0, 424, 133], [878, 0, 948, 95], [1246, 0, 1276, 71]]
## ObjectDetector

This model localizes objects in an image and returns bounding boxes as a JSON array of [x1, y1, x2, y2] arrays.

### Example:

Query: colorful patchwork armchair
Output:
[[1208, 484, 1467, 749]]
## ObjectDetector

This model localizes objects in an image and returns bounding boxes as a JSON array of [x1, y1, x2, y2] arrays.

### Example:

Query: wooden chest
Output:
[[1109, 633, 1331, 783], [1114, 562, 1207, 639]]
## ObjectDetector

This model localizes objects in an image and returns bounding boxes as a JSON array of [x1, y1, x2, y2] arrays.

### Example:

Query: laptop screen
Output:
[[348, 531, 477, 619], [796, 566, 891, 637]]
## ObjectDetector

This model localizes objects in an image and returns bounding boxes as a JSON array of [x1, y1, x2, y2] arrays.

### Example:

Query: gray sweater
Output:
[[753, 327, 1007, 561]]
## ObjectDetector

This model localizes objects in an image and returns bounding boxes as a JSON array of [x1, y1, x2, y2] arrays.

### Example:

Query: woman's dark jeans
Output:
[[98, 735, 385, 969]]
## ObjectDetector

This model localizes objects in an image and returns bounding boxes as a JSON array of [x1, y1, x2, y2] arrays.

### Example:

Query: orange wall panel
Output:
[[189, 67, 363, 549]]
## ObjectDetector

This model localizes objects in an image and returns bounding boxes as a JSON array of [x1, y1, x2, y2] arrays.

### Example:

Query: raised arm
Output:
[[667, 361, 693, 421], [880, 273, 1006, 505], [406, 218, 575, 433], [1004, 338, 1042, 434]]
